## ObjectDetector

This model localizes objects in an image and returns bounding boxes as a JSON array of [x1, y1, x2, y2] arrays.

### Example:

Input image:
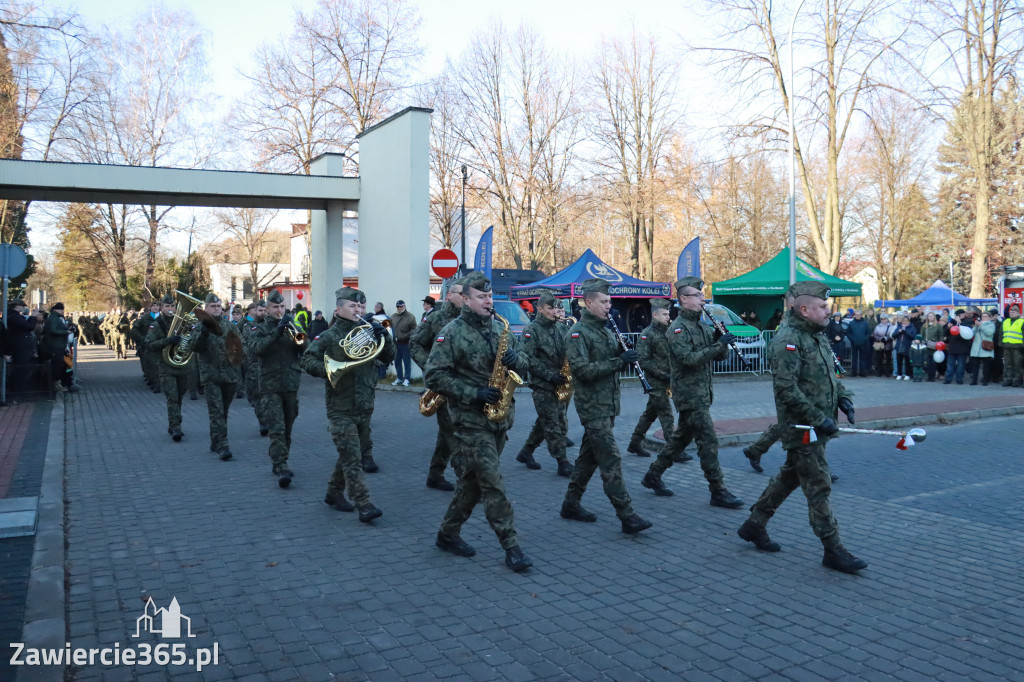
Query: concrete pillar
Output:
[[309, 154, 348, 315]]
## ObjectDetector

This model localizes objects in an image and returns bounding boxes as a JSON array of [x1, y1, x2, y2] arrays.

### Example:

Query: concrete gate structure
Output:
[[0, 107, 432, 317]]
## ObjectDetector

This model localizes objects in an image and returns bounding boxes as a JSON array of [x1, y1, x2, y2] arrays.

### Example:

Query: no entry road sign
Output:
[[431, 249, 459, 278]]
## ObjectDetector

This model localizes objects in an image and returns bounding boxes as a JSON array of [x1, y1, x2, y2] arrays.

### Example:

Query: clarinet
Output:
[[830, 348, 847, 376], [700, 304, 753, 370], [607, 316, 653, 393]]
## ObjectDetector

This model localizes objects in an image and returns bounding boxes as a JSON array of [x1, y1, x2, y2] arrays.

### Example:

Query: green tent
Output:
[[710, 249, 863, 329]]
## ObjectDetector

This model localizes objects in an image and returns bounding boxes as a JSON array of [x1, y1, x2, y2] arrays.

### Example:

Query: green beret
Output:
[[536, 290, 557, 307], [581, 278, 610, 295], [787, 281, 831, 300], [205, 293, 221, 304], [266, 289, 285, 304], [463, 271, 491, 293], [160, 294, 175, 305], [335, 286, 366, 304], [650, 298, 672, 311], [674, 277, 704, 292]]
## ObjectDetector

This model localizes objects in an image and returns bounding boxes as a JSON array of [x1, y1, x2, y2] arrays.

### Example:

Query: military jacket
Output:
[[769, 312, 853, 449], [522, 315, 568, 392], [636, 320, 671, 392], [410, 301, 459, 369], [130, 315, 151, 346], [194, 317, 243, 385], [424, 306, 529, 433], [666, 308, 727, 410], [245, 317, 305, 394], [239, 317, 263, 390], [301, 317, 396, 415], [566, 309, 624, 421], [144, 314, 189, 377]]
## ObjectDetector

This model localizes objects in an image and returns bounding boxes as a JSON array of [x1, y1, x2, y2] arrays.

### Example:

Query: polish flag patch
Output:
[[640, 335, 647, 340], [435, 335, 445, 343], [571, 332, 580, 338], [674, 328, 682, 334], [786, 344, 797, 351], [524, 332, 531, 338]]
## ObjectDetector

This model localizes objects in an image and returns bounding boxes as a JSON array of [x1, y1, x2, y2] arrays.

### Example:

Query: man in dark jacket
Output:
[[944, 309, 973, 384], [7, 299, 37, 395], [43, 303, 77, 392], [845, 311, 872, 377], [389, 301, 417, 386], [309, 310, 329, 339]]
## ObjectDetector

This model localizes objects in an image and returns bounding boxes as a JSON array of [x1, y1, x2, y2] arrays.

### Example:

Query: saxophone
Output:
[[483, 310, 523, 422], [554, 315, 576, 403]]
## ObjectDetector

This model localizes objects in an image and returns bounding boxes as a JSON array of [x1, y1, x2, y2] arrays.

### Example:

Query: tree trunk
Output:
[[970, 173, 991, 297]]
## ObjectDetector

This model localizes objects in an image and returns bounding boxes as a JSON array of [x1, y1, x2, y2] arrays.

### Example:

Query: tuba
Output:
[[483, 310, 524, 422], [162, 291, 221, 367], [555, 316, 576, 402], [324, 322, 385, 388]]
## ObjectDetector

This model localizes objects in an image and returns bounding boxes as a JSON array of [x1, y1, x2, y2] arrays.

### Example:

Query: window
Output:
[[242, 278, 254, 299]]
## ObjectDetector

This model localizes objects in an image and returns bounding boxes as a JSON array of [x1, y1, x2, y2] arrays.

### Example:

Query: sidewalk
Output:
[[12, 346, 1024, 681]]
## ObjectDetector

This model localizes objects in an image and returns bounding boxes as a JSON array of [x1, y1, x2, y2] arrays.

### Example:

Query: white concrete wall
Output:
[[309, 154, 348, 314], [209, 262, 288, 306]]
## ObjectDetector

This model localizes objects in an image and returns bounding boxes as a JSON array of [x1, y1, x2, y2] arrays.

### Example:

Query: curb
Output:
[[17, 396, 65, 682]]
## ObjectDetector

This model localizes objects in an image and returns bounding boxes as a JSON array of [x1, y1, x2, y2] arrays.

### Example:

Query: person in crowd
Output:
[[846, 310, 872, 377], [919, 312, 943, 381], [370, 302, 390, 380], [420, 295, 436, 323], [944, 309, 972, 384], [825, 312, 846, 364], [747, 310, 762, 330], [765, 308, 783, 331], [6, 299, 37, 396], [892, 314, 916, 380], [909, 335, 928, 382], [43, 303, 78, 393], [1002, 304, 1023, 387], [872, 313, 896, 378], [969, 309, 997, 385], [389, 300, 417, 386], [309, 310, 329, 339]]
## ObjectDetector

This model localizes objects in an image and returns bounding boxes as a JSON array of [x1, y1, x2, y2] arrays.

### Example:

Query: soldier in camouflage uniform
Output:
[[193, 294, 242, 461], [301, 287, 395, 522], [409, 277, 464, 491], [425, 271, 533, 572], [627, 298, 678, 459], [247, 290, 306, 488], [112, 308, 130, 359], [131, 303, 159, 390], [145, 295, 190, 441], [640, 277, 744, 509], [241, 300, 270, 436], [559, 278, 653, 535], [516, 289, 574, 477], [737, 281, 865, 573]]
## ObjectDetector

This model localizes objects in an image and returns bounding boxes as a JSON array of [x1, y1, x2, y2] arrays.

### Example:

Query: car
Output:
[[701, 302, 765, 372], [490, 299, 531, 335]]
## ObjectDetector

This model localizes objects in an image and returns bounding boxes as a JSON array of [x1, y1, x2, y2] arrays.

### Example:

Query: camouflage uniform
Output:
[[519, 301, 571, 466], [145, 304, 189, 434], [113, 312, 130, 358], [424, 278, 531, 551], [194, 302, 242, 456], [629, 307, 675, 451], [240, 308, 269, 433], [131, 312, 157, 387], [301, 289, 396, 511], [247, 300, 305, 473], [746, 423, 782, 458], [410, 295, 462, 483], [563, 299, 639, 521]]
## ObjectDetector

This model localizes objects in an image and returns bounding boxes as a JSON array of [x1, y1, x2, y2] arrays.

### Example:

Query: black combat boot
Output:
[[621, 514, 653, 534], [324, 491, 354, 512], [737, 519, 781, 552], [171, 427, 183, 442], [641, 472, 674, 497], [259, 424, 269, 437], [515, 449, 541, 470], [504, 546, 533, 572], [710, 488, 744, 509], [830, 473, 839, 483], [560, 501, 597, 522], [218, 447, 233, 462], [565, 437, 575, 448], [556, 459, 574, 477], [436, 532, 476, 557], [361, 455, 379, 473], [822, 544, 867, 573], [189, 391, 198, 400], [743, 446, 764, 473], [358, 504, 383, 523], [671, 451, 693, 463], [627, 442, 651, 457], [276, 467, 293, 489], [426, 476, 455, 491]]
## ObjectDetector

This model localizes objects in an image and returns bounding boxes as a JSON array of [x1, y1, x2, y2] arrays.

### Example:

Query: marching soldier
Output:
[[193, 294, 242, 461], [113, 308, 130, 359], [559, 278, 652, 535], [627, 298, 677, 459], [409, 277, 464, 491], [241, 300, 270, 436], [515, 289, 574, 477], [132, 302, 160, 390], [301, 287, 395, 522], [145, 295, 190, 441], [425, 271, 533, 572], [246, 289, 306, 488], [640, 277, 744, 509], [737, 281, 865, 574]]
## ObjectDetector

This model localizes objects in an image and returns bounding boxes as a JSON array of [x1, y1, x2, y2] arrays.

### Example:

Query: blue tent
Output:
[[874, 280, 997, 308], [510, 249, 671, 300]]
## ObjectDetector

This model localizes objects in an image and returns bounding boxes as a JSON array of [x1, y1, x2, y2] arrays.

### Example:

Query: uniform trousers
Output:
[[327, 411, 374, 506], [159, 374, 188, 429], [649, 406, 726, 491], [259, 392, 299, 468], [523, 389, 568, 461], [440, 427, 518, 549], [564, 418, 635, 520], [204, 381, 235, 451]]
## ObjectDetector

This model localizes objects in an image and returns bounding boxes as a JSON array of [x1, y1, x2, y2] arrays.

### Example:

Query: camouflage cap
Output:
[[160, 294, 175, 305], [463, 271, 492, 293], [581, 278, 610, 295], [536, 290, 558, 307], [674, 276, 704, 292], [650, 298, 672, 311], [449, 276, 466, 288], [335, 286, 366, 304], [205, 293, 221, 304], [256, 299, 267, 307], [266, 289, 285, 304], [787, 281, 831, 300]]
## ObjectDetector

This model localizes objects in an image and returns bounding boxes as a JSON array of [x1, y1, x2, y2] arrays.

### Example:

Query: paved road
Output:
[[34, 347, 1024, 680]]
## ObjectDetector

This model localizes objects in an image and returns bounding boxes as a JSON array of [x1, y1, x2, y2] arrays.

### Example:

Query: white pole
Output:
[[788, 0, 807, 286]]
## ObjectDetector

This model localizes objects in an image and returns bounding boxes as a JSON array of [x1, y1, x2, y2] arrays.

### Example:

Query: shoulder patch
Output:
[[524, 332, 531, 338], [785, 344, 797, 351], [640, 335, 647, 340], [571, 332, 580, 338], [435, 335, 445, 343], [674, 328, 682, 334]]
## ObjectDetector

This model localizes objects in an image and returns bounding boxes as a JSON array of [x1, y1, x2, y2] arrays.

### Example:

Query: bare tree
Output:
[[425, 67, 464, 249], [212, 207, 281, 295]]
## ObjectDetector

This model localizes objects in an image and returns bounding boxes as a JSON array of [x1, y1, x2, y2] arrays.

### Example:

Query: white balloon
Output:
[[933, 350, 946, 363], [959, 325, 974, 340]]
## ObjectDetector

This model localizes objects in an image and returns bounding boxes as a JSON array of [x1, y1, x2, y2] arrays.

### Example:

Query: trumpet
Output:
[[282, 316, 306, 344]]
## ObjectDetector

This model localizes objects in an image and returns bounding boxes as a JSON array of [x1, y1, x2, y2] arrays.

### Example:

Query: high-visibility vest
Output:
[[1003, 318, 1024, 345]]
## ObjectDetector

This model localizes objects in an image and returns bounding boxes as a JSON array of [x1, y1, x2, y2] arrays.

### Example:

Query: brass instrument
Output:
[[484, 310, 524, 422], [162, 290, 221, 367], [419, 389, 445, 416], [324, 321, 385, 388], [555, 315, 576, 403], [282, 316, 306, 345]]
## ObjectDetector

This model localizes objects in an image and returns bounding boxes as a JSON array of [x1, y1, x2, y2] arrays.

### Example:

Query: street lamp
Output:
[[788, 0, 807, 286], [460, 164, 467, 275]]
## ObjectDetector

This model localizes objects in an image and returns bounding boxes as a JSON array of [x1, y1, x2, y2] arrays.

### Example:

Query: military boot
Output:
[[743, 446, 763, 473], [556, 459, 574, 477], [621, 514, 653, 534], [259, 424, 269, 437], [710, 488, 744, 508], [171, 427, 183, 442], [324, 491, 354, 512], [358, 504, 383, 523], [641, 472, 674, 496], [426, 476, 455, 491], [737, 519, 781, 552], [504, 546, 533, 572], [565, 437, 575, 448], [671, 450, 693, 463], [822, 544, 867, 574], [830, 473, 839, 483], [218, 447, 233, 462], [436, 532, 475, 557], [274, 466, 293, 489], [515, 449, 541, 470], [560, 501, 597, 522], [627, 442, 651, 457], [361, 455, 379, 473]]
